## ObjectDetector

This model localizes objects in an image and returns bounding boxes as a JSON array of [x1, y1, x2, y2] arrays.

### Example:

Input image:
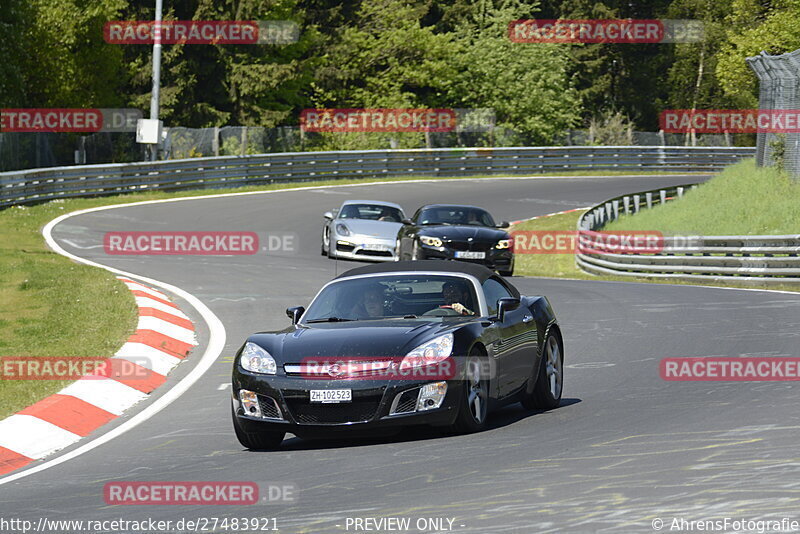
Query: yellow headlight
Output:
[[496, 239, 511, 249], [420, 236, 443, 247]]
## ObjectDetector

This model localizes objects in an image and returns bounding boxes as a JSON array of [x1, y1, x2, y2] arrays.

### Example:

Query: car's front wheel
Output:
[[412, 240, 425, 260], [232, 406, 285, 450], [453, 350, 489, 433], [522, 332, 563, 410]]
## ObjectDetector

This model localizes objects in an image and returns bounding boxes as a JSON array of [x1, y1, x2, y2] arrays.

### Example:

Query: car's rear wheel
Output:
[[453, 350, 489, 433], [522, 332, 562, 410], [232, 406, 285, 450]]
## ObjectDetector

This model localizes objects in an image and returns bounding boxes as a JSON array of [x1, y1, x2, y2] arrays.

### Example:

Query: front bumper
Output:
[[232, 374, 461, 436], [417, 244, 514, 272], [333, 235, 397, 262]]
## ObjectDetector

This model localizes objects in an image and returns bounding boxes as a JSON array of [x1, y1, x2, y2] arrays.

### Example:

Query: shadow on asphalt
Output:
[[240, 397, 582, 453]]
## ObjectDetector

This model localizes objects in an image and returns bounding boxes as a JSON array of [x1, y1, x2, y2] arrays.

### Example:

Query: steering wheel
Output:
[[422, 305, 462, 317]]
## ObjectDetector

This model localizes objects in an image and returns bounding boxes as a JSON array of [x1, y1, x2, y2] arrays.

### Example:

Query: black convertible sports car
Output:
[[396, 204, 515, 276], [231, 261, 562, 449]]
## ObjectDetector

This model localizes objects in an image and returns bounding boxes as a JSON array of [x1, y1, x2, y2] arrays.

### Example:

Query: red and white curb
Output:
[[0, 277, 196, 476]]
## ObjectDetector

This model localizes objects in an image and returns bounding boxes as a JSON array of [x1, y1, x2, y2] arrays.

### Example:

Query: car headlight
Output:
[[336, 223, 351, 236], [420, 235, 443, 247], [496, 239, 511, 249], [240, 342, 277, 375], [400, 334, 453, 370]]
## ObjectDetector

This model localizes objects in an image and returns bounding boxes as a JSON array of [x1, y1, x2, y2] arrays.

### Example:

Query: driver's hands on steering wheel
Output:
[[441, 302, 472, 315]]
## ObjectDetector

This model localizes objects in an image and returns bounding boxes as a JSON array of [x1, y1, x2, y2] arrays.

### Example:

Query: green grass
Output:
[[0, 169, 693, 419], [605, 159, 800, 235]]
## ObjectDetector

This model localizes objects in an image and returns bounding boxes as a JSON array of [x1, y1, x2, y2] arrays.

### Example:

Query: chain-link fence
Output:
[[747, 48, 800, 179]]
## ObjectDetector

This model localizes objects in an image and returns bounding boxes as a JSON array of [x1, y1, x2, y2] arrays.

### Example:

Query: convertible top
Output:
[[335, 260, 497, 283]]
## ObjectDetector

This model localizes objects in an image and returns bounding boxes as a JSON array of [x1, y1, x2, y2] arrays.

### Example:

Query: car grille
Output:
[[445, 241, 493, 252], [286, 400, 380, 424], [257, 395, 282, 420], [336, 243, 355, 252], [355, 249, 393, 257], [392, 389, 419, 414]]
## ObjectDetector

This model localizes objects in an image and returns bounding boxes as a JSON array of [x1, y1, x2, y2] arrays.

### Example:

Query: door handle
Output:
[[522, 314, 533, 323]]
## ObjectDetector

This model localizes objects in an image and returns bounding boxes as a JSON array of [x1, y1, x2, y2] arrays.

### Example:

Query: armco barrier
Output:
[[576, 185, 800, 283], [0, 146, 754, 209]]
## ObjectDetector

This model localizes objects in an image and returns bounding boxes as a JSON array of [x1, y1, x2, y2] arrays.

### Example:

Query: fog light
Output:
[[417, 381, 447, 411], [239, 389, 262, 418]]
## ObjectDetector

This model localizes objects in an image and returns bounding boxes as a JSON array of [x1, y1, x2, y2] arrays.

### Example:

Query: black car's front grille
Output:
[[257, 395, 282, 419], [286, 400, 380, 424], [393, 389, 419, 414], [444, 240, 493, 252]]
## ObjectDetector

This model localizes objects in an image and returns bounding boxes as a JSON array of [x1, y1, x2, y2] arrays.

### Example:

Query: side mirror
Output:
[[402, 218, 414, 225], [323, 211, 334, 220], [286, 306, 305, 325], [496, 297, 520, 322], [497, 221, 510, 229]]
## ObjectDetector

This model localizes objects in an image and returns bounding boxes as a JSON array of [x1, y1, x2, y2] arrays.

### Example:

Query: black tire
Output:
[[453, 350, 489, 433], [322, 228, 331, 257], [232, 406, 285, 450], [522, 332, 563, 410], [498, 268, 514, 277]]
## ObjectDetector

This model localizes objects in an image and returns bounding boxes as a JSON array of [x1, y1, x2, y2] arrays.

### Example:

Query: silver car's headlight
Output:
[[240, 342, 277, 375], [336, 223, 351, 236], [400, 334, 454, 370]]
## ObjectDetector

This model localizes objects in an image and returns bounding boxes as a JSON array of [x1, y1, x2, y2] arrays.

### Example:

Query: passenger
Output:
[[350, 284, 386, 318]]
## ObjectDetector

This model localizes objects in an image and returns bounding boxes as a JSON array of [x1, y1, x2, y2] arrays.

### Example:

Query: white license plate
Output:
[[455, 251, 486, 259], [310, 389, 352, 403], [362, 244, 386, 251]]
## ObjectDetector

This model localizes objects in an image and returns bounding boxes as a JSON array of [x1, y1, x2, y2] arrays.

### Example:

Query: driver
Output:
[[350, 283, 386, 318], [439, 281, 474, 315]]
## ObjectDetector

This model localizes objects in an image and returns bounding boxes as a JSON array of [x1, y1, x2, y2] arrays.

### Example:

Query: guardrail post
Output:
[[623, 196, 631, 214], [660, 189, 667, 204], [646, 192, 653, 209], [633, 194, 640, 213], [612, 199, 620, 220]]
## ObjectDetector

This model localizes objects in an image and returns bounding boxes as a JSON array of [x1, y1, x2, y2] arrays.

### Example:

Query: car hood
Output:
[[248, 320, 460, 363], [419, 225, 508, 243], [335, 218, 402, 238]]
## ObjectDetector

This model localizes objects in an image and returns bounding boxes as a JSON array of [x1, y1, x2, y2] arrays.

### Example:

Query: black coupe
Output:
[[396, 204, 515, 276], [231, 261, 562, 449]]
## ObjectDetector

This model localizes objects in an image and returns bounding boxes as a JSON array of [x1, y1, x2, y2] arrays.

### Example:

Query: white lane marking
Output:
[[218, 383, 231, 391], [137, 316, 196, 344], [134, 296, 188, 319], [0, 206, 226, 486], [112, 342, 182, 376], [0, 416, 81, 459], [61, 239, 105, 250], [60, 379, 148, 416]]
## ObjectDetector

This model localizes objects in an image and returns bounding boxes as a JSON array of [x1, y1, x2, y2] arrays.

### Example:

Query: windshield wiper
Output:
[[305, 317, 355, 323]]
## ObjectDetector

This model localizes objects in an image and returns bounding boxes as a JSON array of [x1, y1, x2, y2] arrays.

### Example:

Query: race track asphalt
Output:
[[2, 174, 800, 533]]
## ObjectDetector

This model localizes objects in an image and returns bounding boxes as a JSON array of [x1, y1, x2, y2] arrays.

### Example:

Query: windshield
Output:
[[416, 207, 495, 227], [303, 275, 480, 321], [338, 204, 404, 222]]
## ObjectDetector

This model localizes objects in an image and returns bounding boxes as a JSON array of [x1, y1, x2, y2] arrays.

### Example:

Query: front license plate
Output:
[[362, 244, 386, 251], [455, 251, 486, 259], [310, 389, 352, 403]]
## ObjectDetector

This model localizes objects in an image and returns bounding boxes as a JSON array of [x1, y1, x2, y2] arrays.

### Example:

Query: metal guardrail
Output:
[[576, 185, 800, 283], [0, 146, 754, 209]]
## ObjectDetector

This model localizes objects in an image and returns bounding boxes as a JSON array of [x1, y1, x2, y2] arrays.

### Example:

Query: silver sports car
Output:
[[321, 200, 406, 262]]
